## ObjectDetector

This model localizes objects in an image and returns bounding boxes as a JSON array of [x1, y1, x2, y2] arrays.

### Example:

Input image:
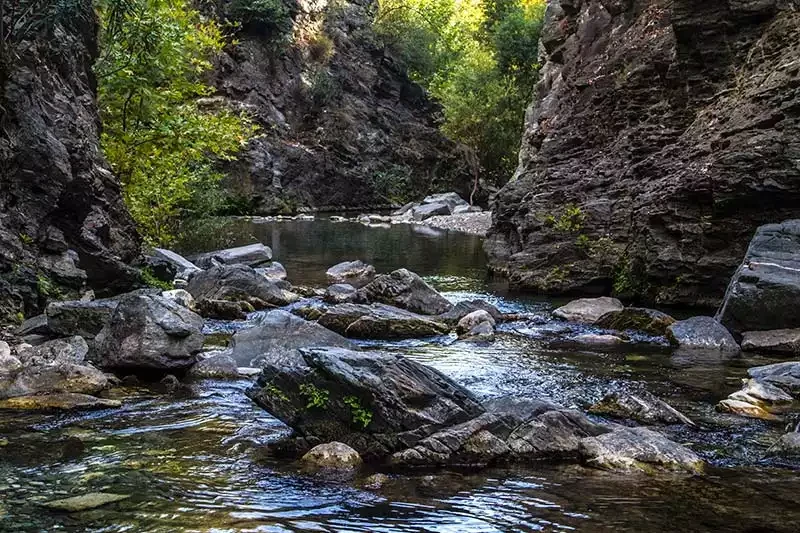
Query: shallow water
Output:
[[2, 218, 800, 532]]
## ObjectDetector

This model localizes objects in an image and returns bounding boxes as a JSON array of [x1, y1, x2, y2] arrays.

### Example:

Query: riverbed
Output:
[[2, 218, 799, 532]]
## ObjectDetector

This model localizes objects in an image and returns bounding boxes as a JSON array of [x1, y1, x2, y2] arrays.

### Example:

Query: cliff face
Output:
[[0, 0, 140, 322], [486, 0, 800, 306], [211, 0, 477, 214]]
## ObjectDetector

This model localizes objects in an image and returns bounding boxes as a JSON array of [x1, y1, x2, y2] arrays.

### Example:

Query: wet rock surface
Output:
[[317, 303, 450, 339], [192, 243, 273, 269], [187, 265, 300, 308], [667, 317, 740, 353], [595, 308, 676, 336], [553, 297, 623, 324], [589, 391, 695, 426], [301, 442, 363, 469], [326, 261, 376, 289], [579, 427, 704, 474], [742, 329, 800, 356], [357, 269, 453, 315]]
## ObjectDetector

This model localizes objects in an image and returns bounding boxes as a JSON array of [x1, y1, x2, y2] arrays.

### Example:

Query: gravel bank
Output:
[[423, 212, 493, 237]]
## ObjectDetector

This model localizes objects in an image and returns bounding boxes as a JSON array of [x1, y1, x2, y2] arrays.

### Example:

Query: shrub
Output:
[[307, 32, 335, 63], [228, 0, 293, 36]]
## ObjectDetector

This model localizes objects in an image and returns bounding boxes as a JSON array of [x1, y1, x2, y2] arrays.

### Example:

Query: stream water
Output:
[[2, 218, 800, 532]]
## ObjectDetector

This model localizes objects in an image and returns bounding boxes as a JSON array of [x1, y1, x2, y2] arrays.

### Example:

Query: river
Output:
[[2, 218, 799, 532]]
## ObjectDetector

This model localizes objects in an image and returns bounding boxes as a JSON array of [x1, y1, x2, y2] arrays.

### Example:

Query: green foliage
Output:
[[343, 395, 373, 429], [307, 32, 335, 64], [228, 0, 293, 36], [140, 267, 172, 290], [266, 383, 290, 402], [375, 0, 546, 184], [36, 273, 61, 300], [369, 164, 414, 204], [95, 0, 258, 246], [544, 204, 585, 233], [18, 233, 33, 246], [307, 67, 341, 107], [299, 383, 329, 409]]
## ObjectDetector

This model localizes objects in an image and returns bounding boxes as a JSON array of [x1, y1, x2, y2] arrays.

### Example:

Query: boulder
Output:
[[667, 317, 739, 352], [453, 205, 482, 215], [742, 329, 800, 356], [195, 299, 248, 320], [748, 362, 800, 395], [0, 393, 121, 411], [595, 308, 676, 336], [16, 314, 51, 336], [317, 303, 450, 339], [3, 362, 108, 399], [142, 254, 177, 283], [256, 262, 288, 281], [552, 297, 624, 324], [46, 298, 119, 338], [16, 336, 89, 366], [422, 192, 468, 212], [161, 289, 194, 309], [717, 221, 800, 336], [766, 432, 800, 458], [192, 243, 272, 269], [461, 321, 496, 342], [438, 300, 503, 326], [716, 398, 780, 421], [324, 284, 359, 304], [94, 293, 204, 371], [291, 304, 327, 321], [0, 340, 10, 359], [301, 442, 363, 469], [589, 391, 695, 426], [230, 310, 354, 368], [326, 261, 376, 289], [357, 269, 453, 315], [247, 347, 486, 459], [579, 427, 704, 474], [412, 203, 450, 221], [715, 377, 793, 421], [152, 248, 202, 275], [187, 265, 300, 308], [0, 353, 22, 375], [187, 353, 241, 380], [456, 310, 496, 336]]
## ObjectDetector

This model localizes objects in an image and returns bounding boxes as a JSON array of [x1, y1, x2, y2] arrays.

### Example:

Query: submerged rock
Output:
[[231, 310, 354, 368], [552, 297, 623, 324], [187, 265, 300, 308], [0, 393, 121, 411], [596, 308, 676, 336], [317, 303, 450, 339], [589, 391, 695, 426], [357, 269, 453, 315], [326, 261, 376, 289], [301, 442, 363, 469], [717, 221, 800, 336], [550, 334, 628, 351], [193, 243, 273, 269], [42, 493, 130, 512], [94, 292, 204, 371], [667, 317, 739, 353], [579, 427, 704, 474], [742, 329, 800, 356]]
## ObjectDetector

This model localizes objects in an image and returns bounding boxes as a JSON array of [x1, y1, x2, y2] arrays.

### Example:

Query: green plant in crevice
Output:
[[343, 395, 373, 429], [228, 0, 293, 36], [140, 267, 172, 291], [299, 383, 329, 409], [265, 383, 290, 402], [36, 273, 61, 300]]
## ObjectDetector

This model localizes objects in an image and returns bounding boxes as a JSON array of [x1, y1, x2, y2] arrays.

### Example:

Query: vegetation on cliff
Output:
[[375, 0, 546, 185]]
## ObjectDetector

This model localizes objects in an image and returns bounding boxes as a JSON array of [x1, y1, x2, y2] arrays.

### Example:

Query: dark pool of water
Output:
[[2, 219, 800, 532]]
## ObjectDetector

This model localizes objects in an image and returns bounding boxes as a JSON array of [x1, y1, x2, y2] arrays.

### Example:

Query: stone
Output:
[[422, 192, 469, 212], [187, 265, 300, 308], [766, 432, 800, 458], [231, 310, 354, 367], [291, 304, 327, 321], [0, 341, 9, 359], [579, 427, 705, 474], [748, 362, 800, 395], [42, 493, 131, 512], [317, 303, 450, 339], [152, 248, 202, 274], [324, 284, 359, 304], [742, 329, 800, 356], [94, 293, 204, 371], [4, 363, 108, 399], [15, 314, 50, 336], [412, 203, 451, 221], [142, 254, 178, 284], [326, 260, 376, 289], [357, 269, 453, 315], [667, 317, 739, 352], [301, 442, 363, 469], [437, 300, 503, 326], [549, 334, 628, 351], [486, 4, 800, 308], [716, 399, 780, 421], [717, 221, 800, 336], [193, 243, 272, 269], [595, 308, 676, 336], [461, 321, 496, 342], [740, 378, 794, 404], [195, 299, 248, 320], [456, 310, 496, 335], [161, 289, 195, 309], [46, 298, 119, 338], [256, 262, 288, 281], [0, 393, 121, 411], [16, 336, 89, 366], [452, 204, 482, 215], [0, 354, 22, 375], [589, 391, 695, 426], [187, 353, 241, 379], [552, 297, 624, 324]]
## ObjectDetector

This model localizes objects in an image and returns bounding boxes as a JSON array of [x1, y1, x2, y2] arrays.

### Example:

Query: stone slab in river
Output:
[[326, 260, 376, 289], [412, 203, 451, 221], [741, 329, 800, 356], [193, 243, 273, 269], [317, 303, 450, 339], [552, 297, 623, 324], [579, 427, 704, 474], [187, 264, 300, 307], [717, 220, 800, 335], [42, 493, 130, 512], [0, 393, 121, 411], [153, 248, 201, 273], [667, 317, 740, 353], [357, 268, 453, 315], [422, 192, 468, 212], [748, 362, 800, 395]]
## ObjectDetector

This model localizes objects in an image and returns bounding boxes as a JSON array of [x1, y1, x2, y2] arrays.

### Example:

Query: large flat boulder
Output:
[[552, 297, 623, 324], [747, 362, 800, 395], [317, 303, 450, 339], [717, 220, 800, 335], [438, 300, 502, 326], [326, 261, 376, 289], [667, 317, 740, 353], [152, 248, 201, 274], [589, 391, 694, 426], [741, 329, 800, 356], [192, 243, 272, 269], [595, 308, 676, 336], [187, 264, 300, 307], [46, 298, 119, 338], [357, 269, 453, 315], [230, 310, 354, 368], [412, 203, 451, 221], [422, 192, 468, 212], [94, 293, 204, 371]]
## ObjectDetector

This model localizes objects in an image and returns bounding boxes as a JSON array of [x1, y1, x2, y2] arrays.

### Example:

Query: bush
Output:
[[228, 0, 293, 36], [307, 67, 341, 107], [307, 32, 335, 63]]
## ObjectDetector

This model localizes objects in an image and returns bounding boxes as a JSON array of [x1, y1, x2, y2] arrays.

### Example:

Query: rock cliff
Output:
[[209, 0, 478, 214], [486, 0, 800, 306], [0, 0, 140, 323]]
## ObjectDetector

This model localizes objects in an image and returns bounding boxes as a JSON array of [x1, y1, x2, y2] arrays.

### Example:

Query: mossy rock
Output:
[[595, 308, 676, 336]]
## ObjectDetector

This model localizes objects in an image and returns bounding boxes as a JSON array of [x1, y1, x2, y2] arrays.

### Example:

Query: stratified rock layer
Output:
[[487, 0, 800, 306]]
